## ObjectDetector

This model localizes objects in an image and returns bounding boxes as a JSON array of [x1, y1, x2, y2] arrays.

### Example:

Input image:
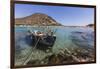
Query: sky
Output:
[[15, 4, 94, 26]]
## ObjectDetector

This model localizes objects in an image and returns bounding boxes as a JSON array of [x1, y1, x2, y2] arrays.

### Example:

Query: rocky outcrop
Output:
[[15, 13, 62, 26], [86, 24, 94, 27]]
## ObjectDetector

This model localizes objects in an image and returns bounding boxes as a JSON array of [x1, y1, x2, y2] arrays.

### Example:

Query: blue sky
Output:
[[15, 4, 94, 26]]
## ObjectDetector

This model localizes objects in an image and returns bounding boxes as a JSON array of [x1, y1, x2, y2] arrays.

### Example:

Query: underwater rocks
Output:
[[48, 54, 64, 64], [27, 59, 40, 65], [26, 47, 94, 66]]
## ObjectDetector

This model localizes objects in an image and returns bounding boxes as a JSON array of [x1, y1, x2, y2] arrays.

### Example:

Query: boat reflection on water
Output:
[[70, 31, 94, 50]]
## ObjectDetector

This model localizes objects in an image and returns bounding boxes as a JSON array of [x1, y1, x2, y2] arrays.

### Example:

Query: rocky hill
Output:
[[15, 13, 62, 26]]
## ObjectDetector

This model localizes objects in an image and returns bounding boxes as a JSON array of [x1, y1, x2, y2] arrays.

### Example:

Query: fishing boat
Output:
[[25, 30, 56, 50]]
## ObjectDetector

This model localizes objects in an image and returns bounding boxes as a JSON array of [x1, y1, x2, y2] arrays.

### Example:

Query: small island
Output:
[[86, 24, 95, 28]]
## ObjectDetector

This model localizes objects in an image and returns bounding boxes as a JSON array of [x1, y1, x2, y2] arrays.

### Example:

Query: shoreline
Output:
[[15, 25, 93, 28]]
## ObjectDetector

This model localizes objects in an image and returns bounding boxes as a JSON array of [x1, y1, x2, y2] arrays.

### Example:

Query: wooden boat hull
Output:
[[25, 34, 56, 50]]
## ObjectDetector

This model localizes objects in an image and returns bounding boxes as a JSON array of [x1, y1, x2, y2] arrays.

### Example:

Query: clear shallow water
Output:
[[15, 26, 94, 66]]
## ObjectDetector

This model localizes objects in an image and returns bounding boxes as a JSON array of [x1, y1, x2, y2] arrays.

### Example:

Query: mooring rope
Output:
[[33, 37, 41, 50], [22, 37, 41, 65]]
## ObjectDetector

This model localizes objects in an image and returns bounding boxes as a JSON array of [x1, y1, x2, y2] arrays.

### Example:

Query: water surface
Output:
[[15, 26, 94, 66]]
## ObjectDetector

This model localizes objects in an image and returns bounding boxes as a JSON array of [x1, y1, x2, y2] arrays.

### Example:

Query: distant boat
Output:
[[25, 30, 56, 50]]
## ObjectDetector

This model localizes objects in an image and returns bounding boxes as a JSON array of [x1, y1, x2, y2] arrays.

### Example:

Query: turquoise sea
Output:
[[15, 26, 94, 66]]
